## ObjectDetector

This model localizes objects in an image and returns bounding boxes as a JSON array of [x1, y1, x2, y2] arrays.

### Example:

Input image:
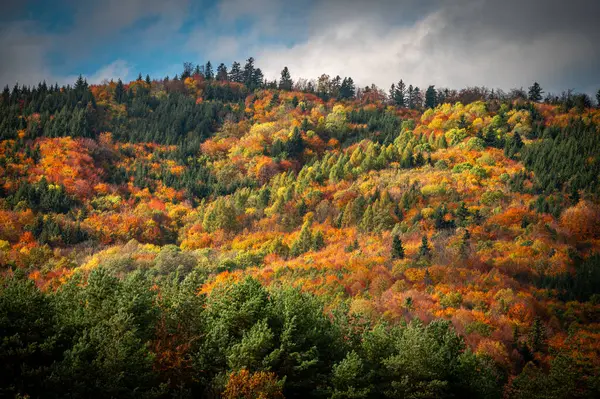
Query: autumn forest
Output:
[[1, 58, 600, 398]]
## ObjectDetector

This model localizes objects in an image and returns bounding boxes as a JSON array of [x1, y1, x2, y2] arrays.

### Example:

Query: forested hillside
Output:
[[1, 59, 600, 398]]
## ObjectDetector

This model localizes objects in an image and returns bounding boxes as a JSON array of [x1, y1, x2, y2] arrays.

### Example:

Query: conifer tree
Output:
[[312, 230, 325, 251], [114, 79, 125, 103], [279, 67, 293, 91], [216, 63, 228, 81], [528, 317, 546, 353], [390, 79, 406, 107], [392, 235, 405, 259], [229, 61, 242, 83], [425, 85, 437, 109], [528, 82, 543, 102], [204, 61, 214, 80], [286, 127, 304, 158], [418, 235, 431, 260]]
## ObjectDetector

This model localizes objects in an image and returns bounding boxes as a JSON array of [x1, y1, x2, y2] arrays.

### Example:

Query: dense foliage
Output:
[[1, 60, 600, 398]]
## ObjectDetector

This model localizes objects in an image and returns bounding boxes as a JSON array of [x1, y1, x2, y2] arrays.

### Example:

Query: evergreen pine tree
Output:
[[528, 317, 546, 353], [394, 80, 406, 107], [407, 85, 414, 109], [229, 61, 242, 83], [425, 85, 437, 109], [114, 79, 125, 104], [216, 63, 228, 81], [312, 230, 325, 251], [279, 67, 293, 91], [528, 82, 543, 102], [340, 77, 356, 99], [243, 57, 255, 87], [391, 235, 405, 259], [418, 235, 431, 260], [204, 61, 214, 80], [286, 127, 304, 158]]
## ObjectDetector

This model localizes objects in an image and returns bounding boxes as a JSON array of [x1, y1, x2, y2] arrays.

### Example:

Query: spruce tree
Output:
[[216, 63, 228, 81], [114, 79, 125, 104], [286, 127, 304, 158], [418, 235, 431, 260], [413, 86, 422, 108], [243, 57, 255, 87], [229, 61, 242, 83], [279, 66, 293, 91], [394, 79, 406, 107], [528, 317, 546, 353], [528, 82, 543, 102], [425, 85, 437, 109], [312, 230, 325, 251], [407, 85, 414, 109], [391, 235, 405, 259], [204, 61, 214, 80], [340, 77, 355, 99]]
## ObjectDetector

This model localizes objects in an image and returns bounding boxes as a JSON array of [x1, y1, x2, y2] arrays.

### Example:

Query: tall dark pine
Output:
[[413, 86, 422, 109], [340, 77, 356, 99], [279, 66, 293, 91], [596, 89, 600, 108], [229, 61, 242, 83], [114, 79, 125, 104], [204, 61, 214, 80], [418, 235, 431, 260], [394, 80, 406, 107], [216, 63, 228, 81], [286, 126, 304, 158], [145, 74, 151, 85], [253, 68, 264, 89], [340, 77, 355, 99], [243, 57, 255, 87], [528, 82, 543, 102], [407, 85, 414, 109], [392, 235, 405, 259], [425, 85, 437, 109], [74, 75, 86, 91]]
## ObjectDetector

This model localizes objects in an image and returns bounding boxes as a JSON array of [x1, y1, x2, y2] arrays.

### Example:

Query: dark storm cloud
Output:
[[243, 0, 600, 94], [1, 0, 598, 93]]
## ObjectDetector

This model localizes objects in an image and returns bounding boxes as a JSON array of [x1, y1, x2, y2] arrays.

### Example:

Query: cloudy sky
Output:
[[1, 0, 599, 94]]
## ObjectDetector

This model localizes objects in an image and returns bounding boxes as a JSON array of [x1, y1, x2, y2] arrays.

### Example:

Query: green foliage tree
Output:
[[340, 77, 356, 99], [391, 235, 405, 259], [425, 85, 437, 109], [528, 82, 543, 102], [216, 63, 228, 81], [114, 79, 125, 103], [418, 235, 432, 261], [229, 61, 242, 83], [279, 67, 293, 91], [204, 61, 214, 80]]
